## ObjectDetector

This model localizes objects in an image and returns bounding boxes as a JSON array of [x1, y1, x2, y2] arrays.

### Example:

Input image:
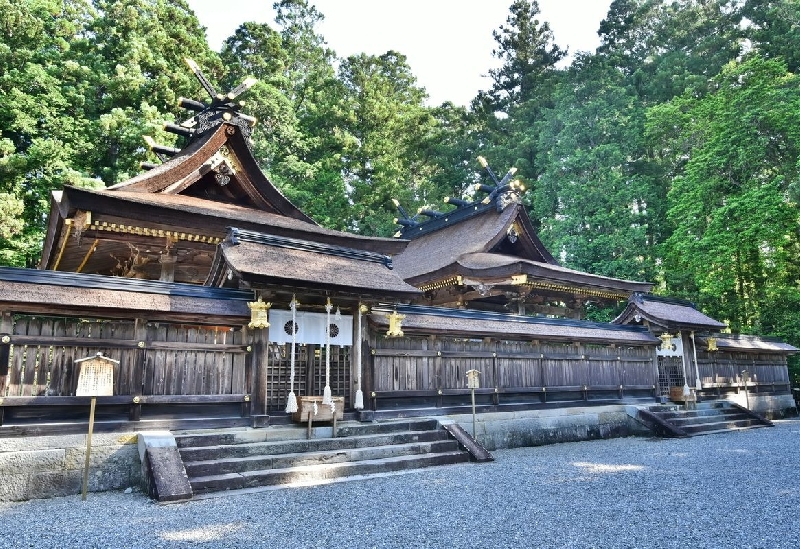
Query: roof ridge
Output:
[[228, 228, 393, 269]]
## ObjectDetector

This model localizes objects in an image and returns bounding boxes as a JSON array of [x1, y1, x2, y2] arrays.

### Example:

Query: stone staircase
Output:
[[642, 400, 773, 437], [175, 418, 471, 497]]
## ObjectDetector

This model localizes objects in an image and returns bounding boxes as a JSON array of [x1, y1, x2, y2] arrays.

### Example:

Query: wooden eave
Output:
[[0, 267, 251, 323], [369, 305, 660, 346], [408, 254, 652, 300], [57, 187, 407, 255], [696, 334, 798, 354]]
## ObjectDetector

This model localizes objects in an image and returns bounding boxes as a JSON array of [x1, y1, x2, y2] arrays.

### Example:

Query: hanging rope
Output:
[[285, 295, 298, 413], [322, 297, 333, 404], [354, 302, 364, 409]]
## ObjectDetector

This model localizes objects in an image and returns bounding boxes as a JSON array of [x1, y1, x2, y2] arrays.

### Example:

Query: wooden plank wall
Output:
[[371, 336, 656, 394], [697, 349, 790, 390], [1, 314, 249, 397]]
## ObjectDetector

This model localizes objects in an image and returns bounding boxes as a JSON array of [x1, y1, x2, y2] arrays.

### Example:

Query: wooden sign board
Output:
[[76, 356, 115, 397]]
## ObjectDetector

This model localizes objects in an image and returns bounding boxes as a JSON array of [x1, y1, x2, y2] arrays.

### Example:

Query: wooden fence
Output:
[[697, 349, 790, 394], [0, 313, 253, 426], [368, 335, 658, 409]]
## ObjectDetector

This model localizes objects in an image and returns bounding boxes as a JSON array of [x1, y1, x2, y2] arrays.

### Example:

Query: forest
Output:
[[1, 0, 799, 380]]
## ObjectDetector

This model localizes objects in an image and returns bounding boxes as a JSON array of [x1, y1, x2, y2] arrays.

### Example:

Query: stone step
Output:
[[175, 418, 440, 448], [179, 429, 449, 462], [686, 424, 769, 437], [652, 408, 740, 420], [184, 439, 461, 477], [190, 451, 470, 494], [665, 412, 751, 427], [681, 418, 762, 435]]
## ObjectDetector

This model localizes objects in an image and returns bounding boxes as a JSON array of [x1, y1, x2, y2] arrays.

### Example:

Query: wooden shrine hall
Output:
[[0, 61, 795, 435]]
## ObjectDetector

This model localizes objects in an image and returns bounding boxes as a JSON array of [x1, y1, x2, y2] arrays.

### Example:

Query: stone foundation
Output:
[[441, 405, 651, 451], [722, 393, 797, 419], [0, 433, 141, 501]]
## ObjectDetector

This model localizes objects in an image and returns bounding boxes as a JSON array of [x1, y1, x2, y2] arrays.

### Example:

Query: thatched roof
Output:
[[369, 305, 660, 345], [393, 203, 554, 280], [106, 124, 314, 223], [209, 230, 420, 299], [698, 334, 798, 354], [614, 294, 726, 332], [0, 267, 250, 321]]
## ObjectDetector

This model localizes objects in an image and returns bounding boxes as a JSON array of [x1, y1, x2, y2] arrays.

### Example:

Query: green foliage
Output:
[[535, 55, 658, 282], [338, 51, 435, 236], [652, 56, 800, 344]]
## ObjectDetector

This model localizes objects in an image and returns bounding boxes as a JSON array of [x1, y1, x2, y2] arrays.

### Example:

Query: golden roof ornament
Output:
[[707, 337, 718, 352]]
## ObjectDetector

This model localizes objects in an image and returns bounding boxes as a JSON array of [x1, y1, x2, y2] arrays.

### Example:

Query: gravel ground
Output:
[[1, 420, 799, 549]]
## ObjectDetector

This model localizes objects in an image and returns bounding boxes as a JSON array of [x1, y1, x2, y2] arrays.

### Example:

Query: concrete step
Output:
[[190, 451, 470, 494], [645, 400, 772, 437], [184, 439, 461, 477]]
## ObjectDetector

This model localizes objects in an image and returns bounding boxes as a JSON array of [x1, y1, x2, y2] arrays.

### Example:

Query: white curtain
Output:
[[268, 309, 353, 345]]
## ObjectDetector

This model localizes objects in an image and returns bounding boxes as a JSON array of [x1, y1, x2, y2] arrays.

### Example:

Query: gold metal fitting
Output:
[[132, 396, 140, 404], [137, 341, 145, 348], [246, 345, 252, 352], [1, 335, 10, 344], [244, 395, 250, 402]]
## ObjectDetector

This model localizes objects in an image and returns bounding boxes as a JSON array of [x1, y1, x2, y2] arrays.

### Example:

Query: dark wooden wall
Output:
[[697, 349, 790, 394], [1, 314, 250, 398], [368, 334, 658, 408]]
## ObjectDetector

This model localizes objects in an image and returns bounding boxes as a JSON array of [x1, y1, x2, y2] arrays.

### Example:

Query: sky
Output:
[[186, 0, 613, 107]]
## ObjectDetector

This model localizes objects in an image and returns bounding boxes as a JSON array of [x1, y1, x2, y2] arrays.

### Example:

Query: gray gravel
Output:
[[1, 420, 799, 549]]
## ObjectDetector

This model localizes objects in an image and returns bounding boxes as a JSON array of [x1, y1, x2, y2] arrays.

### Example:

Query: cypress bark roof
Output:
[[418, 252, 652, 296], [393, 202, 554, 280], [0, 267, 250, 321], [207, 229, 420, 299], [369, 305, 660, 345], [697, 334, 798, 354], [39, 122, 407, 283], [393, 201, 652, 298], [614, 294, 726, 332]]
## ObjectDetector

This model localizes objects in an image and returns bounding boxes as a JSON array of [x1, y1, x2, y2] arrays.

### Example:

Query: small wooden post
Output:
[[81, 397, 97, 501], [75, 352, 117, 501], [466, 369, 480, 438]]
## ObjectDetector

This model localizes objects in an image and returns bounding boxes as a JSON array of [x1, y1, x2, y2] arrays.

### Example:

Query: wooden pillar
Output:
[[251, 325, 269, 416], [242, 325, 255, 416], [0, 310, 11, 398], [129, 317, 148, 421]]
